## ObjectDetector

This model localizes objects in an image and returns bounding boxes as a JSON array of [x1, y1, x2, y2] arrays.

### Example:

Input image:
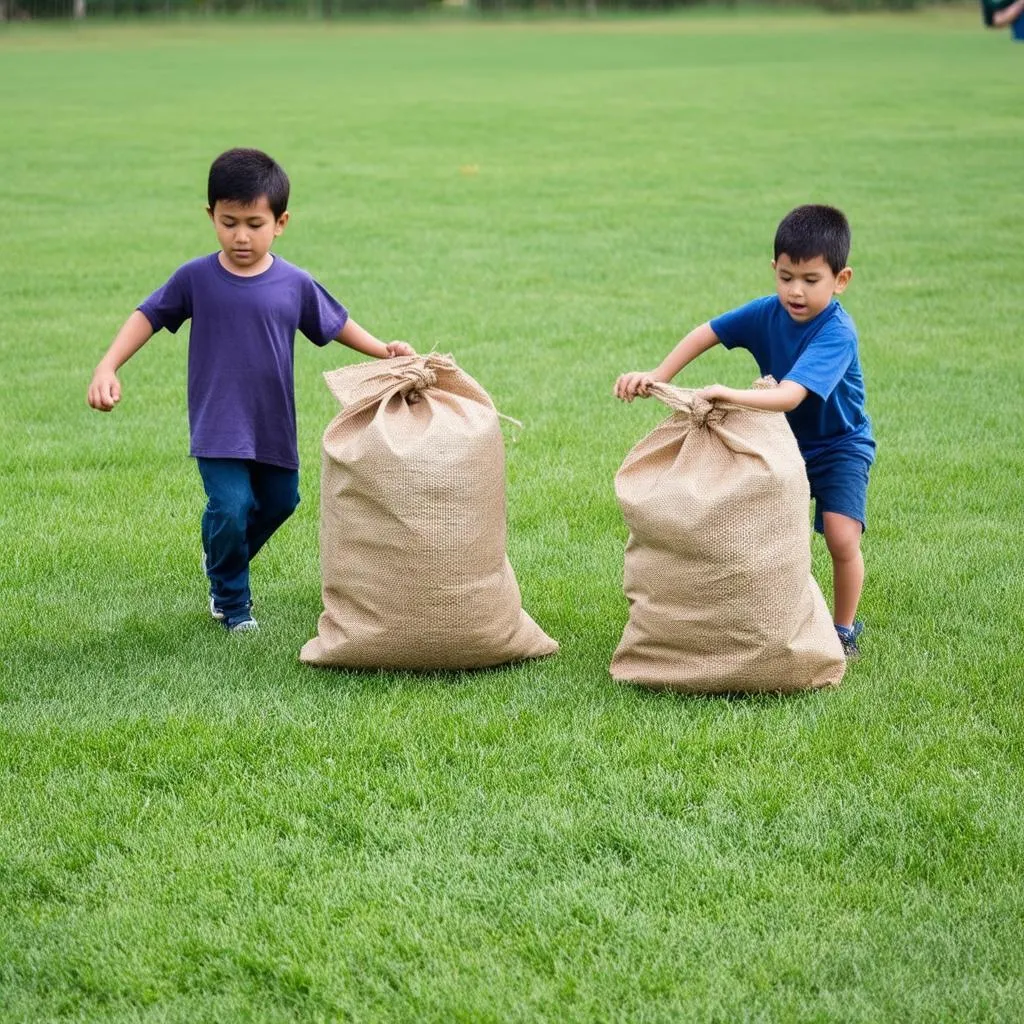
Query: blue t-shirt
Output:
[[709, 295, 875, 464], [138, 253, 348, 470]]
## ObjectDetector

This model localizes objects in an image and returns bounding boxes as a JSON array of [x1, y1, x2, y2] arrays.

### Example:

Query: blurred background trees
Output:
[[1, 0, 953, 21]]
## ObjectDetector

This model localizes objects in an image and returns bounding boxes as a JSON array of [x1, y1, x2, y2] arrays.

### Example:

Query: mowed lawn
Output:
[[2, 10, 1022, 1021]]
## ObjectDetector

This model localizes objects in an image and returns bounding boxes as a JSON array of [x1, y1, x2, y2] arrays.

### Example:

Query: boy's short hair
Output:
[[774, 205, 851, 275], [208, 148, 290, 219]]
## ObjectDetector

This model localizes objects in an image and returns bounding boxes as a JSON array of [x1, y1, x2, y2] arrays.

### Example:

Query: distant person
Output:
[[615, 205, 874, 659], [88, 148, 415, 633], [982, 0, 1024, 39]]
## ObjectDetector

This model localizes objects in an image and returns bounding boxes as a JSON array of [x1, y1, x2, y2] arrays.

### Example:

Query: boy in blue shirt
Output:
[[615, 205, 874, 658], [88, 148, 414, 633]]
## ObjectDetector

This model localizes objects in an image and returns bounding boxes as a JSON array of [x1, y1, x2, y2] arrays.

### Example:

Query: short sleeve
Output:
[[981, 0, 996, 25], [299, 276, 349, 347], [709, 297, 773, 352], [137, 265, 192, 334], [784, 322, 856, 401]]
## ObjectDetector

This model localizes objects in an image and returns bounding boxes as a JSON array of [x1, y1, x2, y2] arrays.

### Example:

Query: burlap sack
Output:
[[610, 380, 846, 693], [300, 354, 558, 670]]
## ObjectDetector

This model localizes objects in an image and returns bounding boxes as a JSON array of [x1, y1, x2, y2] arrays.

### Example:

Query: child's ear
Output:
[[834, 266, 853, 293], [275, 211, 290, 236], [206, 206, 214, 222]]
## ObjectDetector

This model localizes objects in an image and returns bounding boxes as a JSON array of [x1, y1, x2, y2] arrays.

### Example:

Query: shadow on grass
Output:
[[615, 679, 837, 705], [7, 610, 565, 697], [299, 652, 560, 690], [8, 607, 839, 714]]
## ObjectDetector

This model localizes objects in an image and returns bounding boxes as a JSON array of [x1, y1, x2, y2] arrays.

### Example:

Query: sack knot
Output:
[[691, 395, 714, 427], [401, 366, 438, 403]]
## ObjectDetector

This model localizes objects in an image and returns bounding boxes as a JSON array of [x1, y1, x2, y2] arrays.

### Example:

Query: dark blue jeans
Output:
[[197, 458, 300, 626]]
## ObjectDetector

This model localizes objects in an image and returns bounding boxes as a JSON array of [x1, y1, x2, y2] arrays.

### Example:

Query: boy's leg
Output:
[[806, 448, 871, 629], [196, 458, 257, 625], [246, 462, 300, 562], [822, 512, 864, 628]]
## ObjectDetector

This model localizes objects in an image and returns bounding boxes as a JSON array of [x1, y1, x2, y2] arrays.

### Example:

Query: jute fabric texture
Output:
[[301, 354, 559, 670], [610, 381, 846, 693]]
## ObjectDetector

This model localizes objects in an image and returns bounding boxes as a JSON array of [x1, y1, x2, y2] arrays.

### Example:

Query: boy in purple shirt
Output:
[[88, 148, 414, 633], [615, 205, 874, 659]]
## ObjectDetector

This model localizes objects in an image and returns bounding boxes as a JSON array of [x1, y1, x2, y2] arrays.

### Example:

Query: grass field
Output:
[[2, 9, 1023, 1021]]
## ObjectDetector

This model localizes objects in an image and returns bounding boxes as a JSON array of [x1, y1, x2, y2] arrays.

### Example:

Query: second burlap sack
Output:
[[300, 354, 558, 670], [610, 380, 845, 693]]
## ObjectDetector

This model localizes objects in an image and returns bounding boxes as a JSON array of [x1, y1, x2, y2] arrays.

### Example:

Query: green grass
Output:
[[2, 9, 1023, 1021]]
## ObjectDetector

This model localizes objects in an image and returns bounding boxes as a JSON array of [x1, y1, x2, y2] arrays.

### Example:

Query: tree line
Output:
[[1, 0, 950, 21]]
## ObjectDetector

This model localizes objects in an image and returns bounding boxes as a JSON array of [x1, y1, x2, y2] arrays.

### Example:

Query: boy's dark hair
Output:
[[774, 204, 851, 275], [208, 148, 290, 219]]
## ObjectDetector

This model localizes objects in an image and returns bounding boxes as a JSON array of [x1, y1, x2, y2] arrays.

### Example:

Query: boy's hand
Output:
[[385, 341, 416, 358], [88, 366, 121, 411], [695, 384, 730, 403], [614, 371, 660, 402]]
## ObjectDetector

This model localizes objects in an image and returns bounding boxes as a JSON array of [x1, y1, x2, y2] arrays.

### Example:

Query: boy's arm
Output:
[[87, 310, 155, 411], [614, 322, 720, 402], [989, 0, 1024, 25], [696, 380, 808, 413], [335, 318, 415, 359]]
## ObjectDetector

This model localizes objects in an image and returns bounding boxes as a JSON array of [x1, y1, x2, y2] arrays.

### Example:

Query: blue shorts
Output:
[[804, 447, 872, 535]]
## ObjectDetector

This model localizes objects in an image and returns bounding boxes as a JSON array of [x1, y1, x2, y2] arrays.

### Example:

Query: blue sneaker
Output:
[[227, 613, 259, 634], [836, 621, 864, 659]]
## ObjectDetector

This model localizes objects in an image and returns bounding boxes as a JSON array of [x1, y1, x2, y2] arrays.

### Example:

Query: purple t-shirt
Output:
[[138, 253, 348, 470]]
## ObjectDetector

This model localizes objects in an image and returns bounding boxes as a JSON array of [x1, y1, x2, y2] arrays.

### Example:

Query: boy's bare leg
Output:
[[823, 511, 864, 628]]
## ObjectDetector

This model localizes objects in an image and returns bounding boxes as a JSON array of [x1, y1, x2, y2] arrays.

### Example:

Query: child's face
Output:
[[208, 195, 289, 274], [772, 253, 852, 323]]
